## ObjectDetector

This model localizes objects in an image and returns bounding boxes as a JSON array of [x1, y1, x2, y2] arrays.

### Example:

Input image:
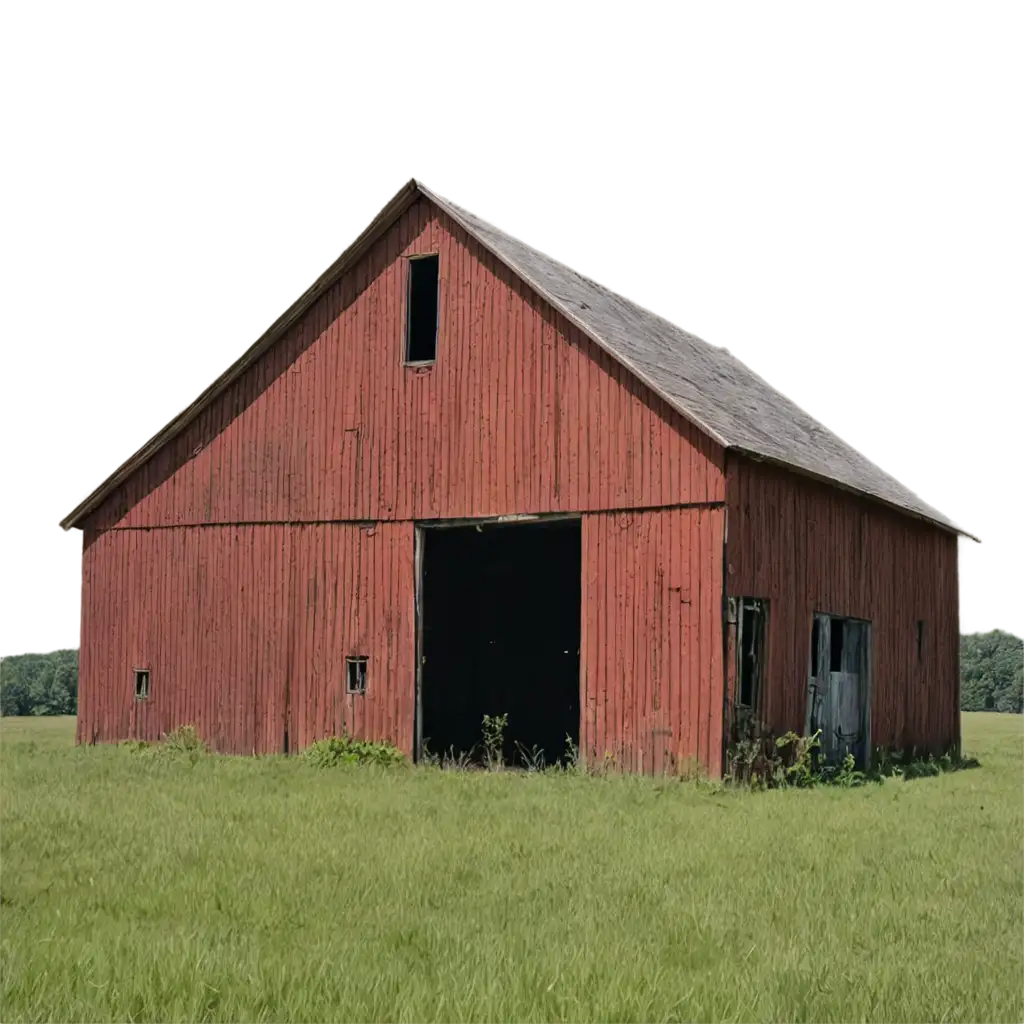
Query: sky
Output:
[[1, 2, 1021, 656]]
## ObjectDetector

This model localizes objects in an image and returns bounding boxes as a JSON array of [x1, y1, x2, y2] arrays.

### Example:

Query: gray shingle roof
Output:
[[423, 184, 969, 538]]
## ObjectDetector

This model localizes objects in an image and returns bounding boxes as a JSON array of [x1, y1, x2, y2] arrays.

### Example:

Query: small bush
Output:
[[303, 735, 404, 768], [119, 725, 207, 764], [163, 725, 207, 756], [725, 730, 828, 788], [481, 713, 508, 771]]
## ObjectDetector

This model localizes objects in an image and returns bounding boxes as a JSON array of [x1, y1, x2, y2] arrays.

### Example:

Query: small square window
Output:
[[346, 656, 367, 695], [133, 668, 150, 700]]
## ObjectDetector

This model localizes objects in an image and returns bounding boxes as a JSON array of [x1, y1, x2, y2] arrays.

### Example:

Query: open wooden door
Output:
[[807, 614, 871, 766]]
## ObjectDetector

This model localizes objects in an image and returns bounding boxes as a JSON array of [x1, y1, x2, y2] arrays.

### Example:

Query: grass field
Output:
[[1, 714, 1021, 1023]]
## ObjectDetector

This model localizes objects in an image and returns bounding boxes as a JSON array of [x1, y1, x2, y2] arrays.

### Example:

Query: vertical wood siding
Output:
[[79, 509, 728, 773], [86, 198, 724, 532], [581, 507, 725, 775], [76, 197, 736, 770], [724, 457, 959, 754], [78, 522, 415, 755], [74, 195, 957, 771]]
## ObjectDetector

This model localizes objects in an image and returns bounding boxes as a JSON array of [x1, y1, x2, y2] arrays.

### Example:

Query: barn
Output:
[[61, 179, 971, 774]]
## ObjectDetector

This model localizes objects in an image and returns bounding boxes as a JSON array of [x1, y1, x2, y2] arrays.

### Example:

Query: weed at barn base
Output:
[[480, 712, 508, 771], [120, 725, 208, 764], [302, 735, 405, 768], [111, 714, 982, 793], [725, 709, 980, 790]]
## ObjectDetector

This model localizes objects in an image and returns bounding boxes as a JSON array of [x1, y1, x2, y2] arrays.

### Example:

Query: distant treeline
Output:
[[960, 631, 1023, 714], [1, 632, 1021, 717], [0, 650, 78, 716]]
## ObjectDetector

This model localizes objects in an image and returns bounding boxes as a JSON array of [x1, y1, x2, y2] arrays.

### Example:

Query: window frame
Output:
[[346, 656, 368, 696], [403, 254, 440, 368]]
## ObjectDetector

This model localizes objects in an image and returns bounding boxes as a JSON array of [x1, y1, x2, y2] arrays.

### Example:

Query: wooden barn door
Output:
[[807, 614, 871, 767]]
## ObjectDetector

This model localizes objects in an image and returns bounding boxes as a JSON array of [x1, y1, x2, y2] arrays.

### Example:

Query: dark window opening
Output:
[[133, 668, 150, 700], [811, 619, 820, 678], [916, 620, 924, 662], [346, 657, 367, 695], [737, 599, 766, 708], [829, 618, 845, 672], [406, 254, 439, 363]]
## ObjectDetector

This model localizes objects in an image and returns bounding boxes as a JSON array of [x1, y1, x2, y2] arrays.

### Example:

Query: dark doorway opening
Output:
[[419, 518, 581, 767]]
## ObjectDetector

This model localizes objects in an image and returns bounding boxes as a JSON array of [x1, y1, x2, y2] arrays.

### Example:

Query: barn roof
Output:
[[61, 179, 972, 538]]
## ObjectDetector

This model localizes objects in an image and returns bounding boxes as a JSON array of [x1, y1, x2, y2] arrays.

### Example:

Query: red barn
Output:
[[61, 179, 971, 774]]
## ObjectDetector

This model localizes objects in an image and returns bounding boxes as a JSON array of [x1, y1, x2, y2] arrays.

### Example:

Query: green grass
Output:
[[1, 715, 1021, 1023]]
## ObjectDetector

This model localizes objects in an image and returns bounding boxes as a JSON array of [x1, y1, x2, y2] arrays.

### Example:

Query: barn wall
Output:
[[77, 196, 732, 771], [78, 522, 416, 755], [581, 506, 725, 775], [724, 456, 960, 753], [87, 197, 724, 532], [78, 506, 729, 774]]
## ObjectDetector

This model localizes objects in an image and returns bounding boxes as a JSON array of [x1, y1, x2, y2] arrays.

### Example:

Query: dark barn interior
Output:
[[420, 519, 581, 766]]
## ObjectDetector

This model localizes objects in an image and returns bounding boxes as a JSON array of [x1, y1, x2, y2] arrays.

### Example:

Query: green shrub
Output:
[[118, 725, 207, 764], [303, 735, 404, 768], [481, 712, 508, 771], [163, 725, 206, 756]]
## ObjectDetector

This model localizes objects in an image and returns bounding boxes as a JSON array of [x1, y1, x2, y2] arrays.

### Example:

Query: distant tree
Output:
[[0, 650, 79, 716], [0, 659, 30, 715], [960, 631, 1023, 714]]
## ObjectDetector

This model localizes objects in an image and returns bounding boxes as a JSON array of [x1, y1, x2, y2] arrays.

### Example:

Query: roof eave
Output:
[[731, 448, 979, 542]]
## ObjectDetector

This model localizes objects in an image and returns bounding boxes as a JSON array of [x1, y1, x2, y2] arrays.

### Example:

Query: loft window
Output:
[[133, 668, 150, 700], [346, 656, 368, 695], [405, 254, 439, 363], [736, 598, 766, 709]]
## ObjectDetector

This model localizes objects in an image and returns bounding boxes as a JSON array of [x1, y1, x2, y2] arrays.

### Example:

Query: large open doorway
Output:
[[418, 518, 581, 768]]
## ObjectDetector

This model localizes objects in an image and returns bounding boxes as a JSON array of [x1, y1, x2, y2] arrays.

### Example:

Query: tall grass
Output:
[[1, 714, 1021, 1023]]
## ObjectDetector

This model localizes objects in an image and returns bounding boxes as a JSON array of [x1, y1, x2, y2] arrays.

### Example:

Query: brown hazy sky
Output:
[[2, 8, 1024, 643]]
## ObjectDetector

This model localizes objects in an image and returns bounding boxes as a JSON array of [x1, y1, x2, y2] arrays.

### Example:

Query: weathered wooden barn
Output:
[[61, 179, 971, 774]]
